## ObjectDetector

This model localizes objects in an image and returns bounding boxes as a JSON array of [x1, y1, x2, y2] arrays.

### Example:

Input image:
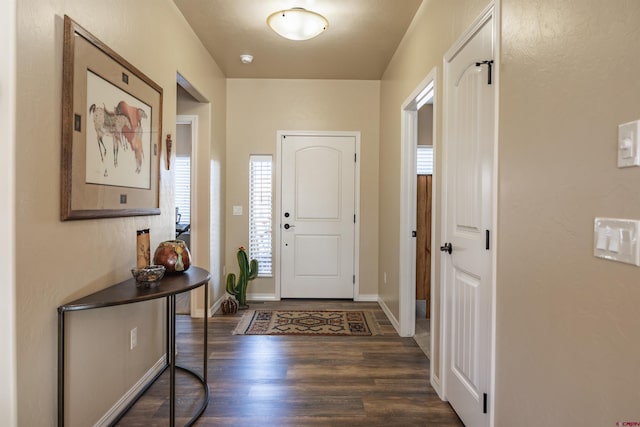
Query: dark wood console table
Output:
[[58, 266, 211, 427]]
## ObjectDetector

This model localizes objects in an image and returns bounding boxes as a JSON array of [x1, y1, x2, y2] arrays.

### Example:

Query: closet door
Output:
[[416, 174, 432, 318]]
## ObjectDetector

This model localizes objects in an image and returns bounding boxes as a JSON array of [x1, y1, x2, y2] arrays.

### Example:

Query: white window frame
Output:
[[249, 155, 273, 277]]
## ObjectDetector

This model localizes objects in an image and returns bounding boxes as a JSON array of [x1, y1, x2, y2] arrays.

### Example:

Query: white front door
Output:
[[280, 134, 356, 299], [442, 9, 495, 427]]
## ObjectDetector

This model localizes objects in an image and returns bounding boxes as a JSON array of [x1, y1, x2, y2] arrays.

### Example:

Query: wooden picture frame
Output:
[[61, 15, 162, 220]]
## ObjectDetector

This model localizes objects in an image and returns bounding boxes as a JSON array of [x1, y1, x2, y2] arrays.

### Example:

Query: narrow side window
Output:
[[249, 155, 273, 277]]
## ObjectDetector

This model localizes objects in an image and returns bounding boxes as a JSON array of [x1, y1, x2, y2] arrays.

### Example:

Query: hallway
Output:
[[117, 300, 462, 426]]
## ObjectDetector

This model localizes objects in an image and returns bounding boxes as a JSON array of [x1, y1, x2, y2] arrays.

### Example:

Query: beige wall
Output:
[[176, 123, 192, 157], [226, 79, 380, 299], [497, 0, 640, 425], [15, 0, 225, 425], [378, 0, 490, 382], [418, 104, 434, 146]]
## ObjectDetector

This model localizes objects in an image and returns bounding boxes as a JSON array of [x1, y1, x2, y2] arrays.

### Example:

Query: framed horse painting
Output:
[[61, 15, 162, 220]]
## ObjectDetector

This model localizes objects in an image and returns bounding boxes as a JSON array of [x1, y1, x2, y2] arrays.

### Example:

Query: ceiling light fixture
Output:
[[240, 54, 254, 64], [267, 7, 329, 41]]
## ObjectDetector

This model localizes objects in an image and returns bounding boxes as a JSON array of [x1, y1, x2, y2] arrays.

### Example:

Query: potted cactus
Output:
[[225, 246, 258, 309]]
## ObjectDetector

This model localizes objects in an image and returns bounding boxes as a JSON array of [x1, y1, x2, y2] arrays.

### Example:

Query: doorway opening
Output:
[[398, 69, 441, 396], [415, 111, 434, 360], [175, 80, 201, 316]]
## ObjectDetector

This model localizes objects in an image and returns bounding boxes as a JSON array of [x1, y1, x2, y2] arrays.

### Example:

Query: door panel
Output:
[[281, 135, 355, 299], [296, 147, 342, 219], [452, 270, 480, 395], [294, 235, 341, 276], [443, 11, 494, 427]]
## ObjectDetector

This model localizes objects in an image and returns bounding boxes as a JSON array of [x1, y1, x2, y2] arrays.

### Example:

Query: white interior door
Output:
[[443, 10, 495, 427], [280, 134, 355, 299]]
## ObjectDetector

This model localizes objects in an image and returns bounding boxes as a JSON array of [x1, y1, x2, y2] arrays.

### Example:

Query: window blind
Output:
[[416, 146, 433, 175], [175, 156, 191, 224], [249, 155, 273, 277]]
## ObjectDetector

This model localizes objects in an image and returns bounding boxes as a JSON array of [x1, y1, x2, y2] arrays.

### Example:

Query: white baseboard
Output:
[[245, 293, 379, 302], [246, 293, 279, 301], [377, 297, 401, 334], [355, 294, 378, 302], [193, 294, 225, 318], [94, 355, 166, 427], [431, 372, 444, 400], [210, 294, 224, 315]]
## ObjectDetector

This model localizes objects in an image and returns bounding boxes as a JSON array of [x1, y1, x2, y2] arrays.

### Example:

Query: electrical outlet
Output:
[[130, 327, 137, 350]]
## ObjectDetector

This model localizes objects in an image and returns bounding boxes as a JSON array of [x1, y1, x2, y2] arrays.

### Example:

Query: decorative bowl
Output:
[[153, 240, 191, 273], [131, 265, 166, 288]]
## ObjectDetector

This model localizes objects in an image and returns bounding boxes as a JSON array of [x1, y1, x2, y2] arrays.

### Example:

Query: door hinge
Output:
[[354, 153, 357, 162], [353, 274, 355, 284], [354, 214, 356, 223], [475, 60, 494, 84], [485, 230, 490, 250], [412, 230, 417, 238], [483, 393, 488, 414]]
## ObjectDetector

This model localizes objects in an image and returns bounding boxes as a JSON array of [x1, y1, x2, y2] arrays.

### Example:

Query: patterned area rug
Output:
[[232, 310, 380, 336]]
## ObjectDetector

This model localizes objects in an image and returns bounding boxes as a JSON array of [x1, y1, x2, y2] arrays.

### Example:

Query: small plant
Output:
[[225, 246, 258, 309]]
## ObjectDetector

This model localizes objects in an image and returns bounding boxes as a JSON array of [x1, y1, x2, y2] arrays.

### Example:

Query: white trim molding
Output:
[[398, 68, 438, 339], [176, 115, 203, 318], [246, 293, 280, 302], [355, 294, 379, 302], [398, 67, 441, 396], [94, 356, 166, 427], [0, 0, 17, 425], [377, 297, 400, 333]]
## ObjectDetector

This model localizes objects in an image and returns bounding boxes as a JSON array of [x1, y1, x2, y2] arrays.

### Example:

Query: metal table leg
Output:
[[169, 294, 176, 427], [58, 311, 65, 427]]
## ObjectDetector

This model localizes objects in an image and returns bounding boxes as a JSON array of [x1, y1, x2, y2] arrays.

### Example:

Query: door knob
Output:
[[440, 242, 452, 254], [284, 224, 295, 230]]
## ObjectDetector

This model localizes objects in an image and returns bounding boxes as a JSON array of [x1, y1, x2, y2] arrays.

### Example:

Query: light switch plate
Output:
[[594, 218, 640, 266], [617, 120, 640, 168], [232, 205, 243, 216]]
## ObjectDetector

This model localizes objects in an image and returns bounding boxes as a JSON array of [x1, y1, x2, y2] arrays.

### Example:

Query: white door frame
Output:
[[275, 130, 361, 300], [441, 3, 499, 424], [0, 0, 17, 423], [176, 115, 199, 317], [398, 68, 441, 395]]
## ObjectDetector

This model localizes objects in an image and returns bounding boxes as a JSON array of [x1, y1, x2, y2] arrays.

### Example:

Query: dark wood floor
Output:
[[116, 300, 463, 426]]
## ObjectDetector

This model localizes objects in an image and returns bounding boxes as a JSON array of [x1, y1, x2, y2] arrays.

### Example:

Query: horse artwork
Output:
[[88, 103, 131, 168], [85, 71, 152, 189], [115, 100, 148, 173]]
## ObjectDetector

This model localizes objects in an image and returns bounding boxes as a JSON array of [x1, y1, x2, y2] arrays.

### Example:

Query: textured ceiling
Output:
[[173, 0, 423, 80]]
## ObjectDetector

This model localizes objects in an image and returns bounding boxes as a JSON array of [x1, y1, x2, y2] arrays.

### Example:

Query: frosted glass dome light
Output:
[[267, 8, 329, 41]]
